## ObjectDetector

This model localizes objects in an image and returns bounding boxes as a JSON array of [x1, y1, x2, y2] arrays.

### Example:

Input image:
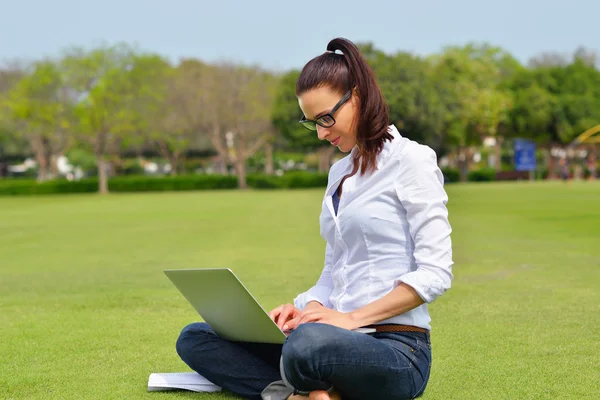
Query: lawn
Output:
[[1, 182, 599, 399]]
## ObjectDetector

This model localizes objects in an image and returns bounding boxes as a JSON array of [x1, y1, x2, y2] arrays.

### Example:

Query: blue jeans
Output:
[[176, 322, 431, 400]]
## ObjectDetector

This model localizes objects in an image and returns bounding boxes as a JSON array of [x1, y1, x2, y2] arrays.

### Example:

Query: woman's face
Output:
[[298, 86, 358, 153]]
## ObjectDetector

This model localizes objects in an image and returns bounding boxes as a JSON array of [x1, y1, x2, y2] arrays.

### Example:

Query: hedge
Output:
[[0, 167, 512, 196], [0, 172, 329, 196], [441, 168, 460, 183], [467, 167, 497, 182], [247, 172, 328, 189]]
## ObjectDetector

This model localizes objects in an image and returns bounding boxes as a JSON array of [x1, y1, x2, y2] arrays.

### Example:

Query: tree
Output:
[[63, 44, 141, 194], [218, 64, 278, 188], [430, 44, 520, 180], [360, 44, 450, 155], [166, 60, 227, 174], [165, 60, 278, 186], [127, 54, 188, 175], [507, 53, 600, 178], [0, 62, 28, 164], [5, 60, 74, 181]]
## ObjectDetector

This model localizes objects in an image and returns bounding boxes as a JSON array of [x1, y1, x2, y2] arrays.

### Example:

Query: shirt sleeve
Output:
[[293, 242, 334, 310], [393, 144, 454, 303]]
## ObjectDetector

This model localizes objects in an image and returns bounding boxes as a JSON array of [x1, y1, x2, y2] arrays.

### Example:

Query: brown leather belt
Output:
[[365, 324, 429, 334]]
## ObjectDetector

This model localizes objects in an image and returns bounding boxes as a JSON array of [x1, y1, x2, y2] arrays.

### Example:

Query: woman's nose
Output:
[[316, 126, 330, 141]]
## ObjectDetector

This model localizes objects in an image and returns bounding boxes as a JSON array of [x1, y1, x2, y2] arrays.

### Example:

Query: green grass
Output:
[[1, 182, 599, 399]]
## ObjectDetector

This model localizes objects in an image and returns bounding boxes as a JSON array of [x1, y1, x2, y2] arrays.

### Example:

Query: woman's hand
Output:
[[268, 303, 301, 330], [285, 303, 359, 331], [268, 301, 326, 330]]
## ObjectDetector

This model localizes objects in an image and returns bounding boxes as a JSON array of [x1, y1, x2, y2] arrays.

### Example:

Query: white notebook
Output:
[[148, 372, 222, 392]]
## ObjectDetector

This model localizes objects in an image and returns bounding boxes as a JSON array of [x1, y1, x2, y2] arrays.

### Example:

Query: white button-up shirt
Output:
[[294, 125, 453, 330]]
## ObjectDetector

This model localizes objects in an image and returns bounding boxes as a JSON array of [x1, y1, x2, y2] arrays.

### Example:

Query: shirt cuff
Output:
[[293, 286, 333, 310], [395, 271, 450, 304]]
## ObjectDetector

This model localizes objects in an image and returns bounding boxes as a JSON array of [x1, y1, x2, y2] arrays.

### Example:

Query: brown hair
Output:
[[296, 37, 392, 175]]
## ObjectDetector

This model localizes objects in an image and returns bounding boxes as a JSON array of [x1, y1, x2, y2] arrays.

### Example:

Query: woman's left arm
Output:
[[351, 144, 454, 326], [348, 283, 424, 327]]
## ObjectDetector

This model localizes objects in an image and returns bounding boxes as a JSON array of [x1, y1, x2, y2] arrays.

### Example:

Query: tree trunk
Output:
[[235, 157, 247, 189], [97, 154, 109, 194], [157, 141, 179, 176], [37, 158, 49, 182], [210, 125, 229, 175], [29, 135, 50, 182], [265, 142, 274, 175], [494, 136, 503, 172], [43, 137, 54, 180], [317, 146, 336, 173], [169, 154, 179, 176], [459, 145, 469, 182], [50, 154, 60, 178]]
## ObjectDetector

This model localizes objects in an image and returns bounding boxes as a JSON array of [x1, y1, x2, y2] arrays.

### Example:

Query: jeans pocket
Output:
[[416, 338, 432, 365], [412, 339, 432, 398]]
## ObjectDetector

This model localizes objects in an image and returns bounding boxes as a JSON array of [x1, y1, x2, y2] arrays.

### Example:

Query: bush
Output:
[[284, 171, 328, 189], [467, 168, 496, 182], [0, 171, 329, 195], [108, 175, 238, 192], [0, 175, 238, 195], [117, 159, 145, 176], [246, 174, 281, 189], [0, 178, 98, 195], [247, 172, 328, 189], [441, 168, 460, 183]]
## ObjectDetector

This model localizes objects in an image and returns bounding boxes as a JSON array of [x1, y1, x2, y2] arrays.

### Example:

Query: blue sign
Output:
[[514, 139, 536, 171]]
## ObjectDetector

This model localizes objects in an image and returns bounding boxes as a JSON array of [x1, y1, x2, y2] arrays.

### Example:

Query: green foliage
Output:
[[0, 178, 99, 195], [65, 148, 97, 172], [108, 175, 239, 191], [441, 168, 461, 183], [116, 159, 146, 176], [272, 70, 324, 151], [3, 41, 600, 183], [361, 45, 450, 153], [506, 57, 600, 144], [0, 172, 330, 195], [247, 171, 328, 189], [467, 167, 497, 182], [0, 175, 238, 195], [429, 44, 519, 148]]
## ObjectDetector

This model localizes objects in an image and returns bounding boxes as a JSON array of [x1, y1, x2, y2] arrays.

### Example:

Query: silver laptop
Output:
[[164, 268, 287, 344]]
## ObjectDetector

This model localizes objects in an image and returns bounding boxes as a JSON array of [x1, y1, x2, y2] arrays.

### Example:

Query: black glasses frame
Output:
[[299, 90, 352, 131]]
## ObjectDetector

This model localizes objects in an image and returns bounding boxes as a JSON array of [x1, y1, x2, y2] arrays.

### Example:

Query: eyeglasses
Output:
[[299, 90, 352, 131]]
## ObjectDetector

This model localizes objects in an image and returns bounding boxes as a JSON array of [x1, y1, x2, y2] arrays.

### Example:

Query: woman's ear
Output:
[[351, 87, 360, 106]]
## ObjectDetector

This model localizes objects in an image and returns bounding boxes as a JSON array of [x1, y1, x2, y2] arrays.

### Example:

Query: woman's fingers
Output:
[[268, 305, 283, 322], [276, 304, 298, 329]]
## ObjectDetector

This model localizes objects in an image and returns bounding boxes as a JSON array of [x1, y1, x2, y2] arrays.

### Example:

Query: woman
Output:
[[176, 37, 453, 400]]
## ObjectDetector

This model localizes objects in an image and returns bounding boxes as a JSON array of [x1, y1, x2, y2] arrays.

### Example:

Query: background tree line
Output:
[[1, 42, 599, 192]]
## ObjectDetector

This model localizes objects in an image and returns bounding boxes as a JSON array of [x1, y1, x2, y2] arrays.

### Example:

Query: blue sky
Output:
[[1, 0, 598, 70]]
